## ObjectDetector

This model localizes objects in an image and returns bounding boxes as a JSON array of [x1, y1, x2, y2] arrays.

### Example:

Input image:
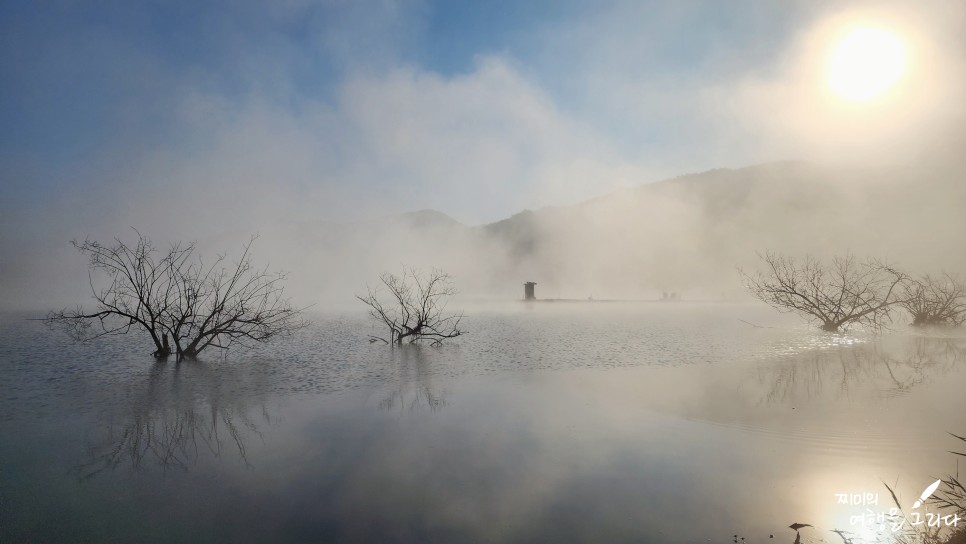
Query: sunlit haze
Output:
[[1, 3, 966, 541], [1, 1, 963, 309], [828, 27, 906, 101]]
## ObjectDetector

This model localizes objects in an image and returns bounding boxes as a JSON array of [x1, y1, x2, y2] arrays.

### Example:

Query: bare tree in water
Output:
[[899, 273, 966, 327], [740, 251, 906, 332], [44, 231, 303, 360], [357, 267, 465, 345]]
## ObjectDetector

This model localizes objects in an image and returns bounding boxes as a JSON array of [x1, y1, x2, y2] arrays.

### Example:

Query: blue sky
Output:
[[0, 0, 962, 232], [0, 1, 807, 161]]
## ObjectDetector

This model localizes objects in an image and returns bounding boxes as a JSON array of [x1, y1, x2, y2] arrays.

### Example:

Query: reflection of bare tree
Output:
[[756, 337, 966, 404], [377, 345, 448, 414], [74, 362, 272, 479]]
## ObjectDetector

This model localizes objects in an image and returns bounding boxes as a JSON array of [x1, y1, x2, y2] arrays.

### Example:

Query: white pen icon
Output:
[[912, 479, 942, 509]]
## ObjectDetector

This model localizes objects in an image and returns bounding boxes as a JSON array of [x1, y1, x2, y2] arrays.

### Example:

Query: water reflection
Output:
[[755, 336, 966, 404], [74, 361, 273, 478], [377, 345, 448, 413], [4, 310, 966, 543]]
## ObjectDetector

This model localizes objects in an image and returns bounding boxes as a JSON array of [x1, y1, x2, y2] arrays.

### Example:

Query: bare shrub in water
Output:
[[740, 251, 906, 332], [357, 267, 465, 345], [44, 231, 303, 360], [900, 274, 966, 327]]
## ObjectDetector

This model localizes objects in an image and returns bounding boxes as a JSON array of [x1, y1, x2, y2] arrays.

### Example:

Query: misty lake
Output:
[[2, 303, 965, 543]]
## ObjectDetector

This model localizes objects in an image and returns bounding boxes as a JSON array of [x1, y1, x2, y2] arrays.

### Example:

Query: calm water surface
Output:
[[2, 303, 965, 543]]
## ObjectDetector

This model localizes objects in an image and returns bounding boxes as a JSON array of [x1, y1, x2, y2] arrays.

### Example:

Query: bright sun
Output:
[[828, 27, 906, 101]]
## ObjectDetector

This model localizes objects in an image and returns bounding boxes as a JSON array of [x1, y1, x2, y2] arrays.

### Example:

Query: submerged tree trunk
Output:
[[153, 333, 171, 358]]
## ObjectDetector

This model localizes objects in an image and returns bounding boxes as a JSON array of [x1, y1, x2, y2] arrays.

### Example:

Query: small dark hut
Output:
[[524, 282, 537, 301]]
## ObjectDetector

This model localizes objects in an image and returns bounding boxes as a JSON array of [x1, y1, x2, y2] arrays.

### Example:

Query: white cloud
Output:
[[101, 55, 649, 235]]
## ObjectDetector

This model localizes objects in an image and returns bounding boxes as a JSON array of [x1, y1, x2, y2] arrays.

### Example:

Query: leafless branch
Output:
[[44, 231, 305, 360], [739, 251, 906, 332], [357, 267, 465, 345], [899, 273, 966, 327]]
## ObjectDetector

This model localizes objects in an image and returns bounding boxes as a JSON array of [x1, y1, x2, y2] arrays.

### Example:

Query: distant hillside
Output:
[[233, 158, 966, 304], [8, 124, 964, 311], [393, 209, 466, 230], [466, 159, 965, 299]]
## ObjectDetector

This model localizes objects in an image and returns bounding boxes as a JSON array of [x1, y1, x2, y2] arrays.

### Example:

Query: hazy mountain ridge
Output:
[[263, 157, 964, 303], [6, 159, 962, 309]]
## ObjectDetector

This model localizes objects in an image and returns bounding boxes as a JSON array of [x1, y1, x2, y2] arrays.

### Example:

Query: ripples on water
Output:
[[1, 304, 965, 543], [1, 303, 795, 416]]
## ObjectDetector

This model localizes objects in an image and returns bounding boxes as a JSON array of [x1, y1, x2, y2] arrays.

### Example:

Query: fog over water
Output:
[[2, 2, 966, 543], [1, 1, 964, 310], [3, 308, 966, 542]]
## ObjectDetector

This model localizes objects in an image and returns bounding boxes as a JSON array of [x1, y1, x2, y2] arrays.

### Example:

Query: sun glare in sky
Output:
[[827, 27, 906, 102]]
